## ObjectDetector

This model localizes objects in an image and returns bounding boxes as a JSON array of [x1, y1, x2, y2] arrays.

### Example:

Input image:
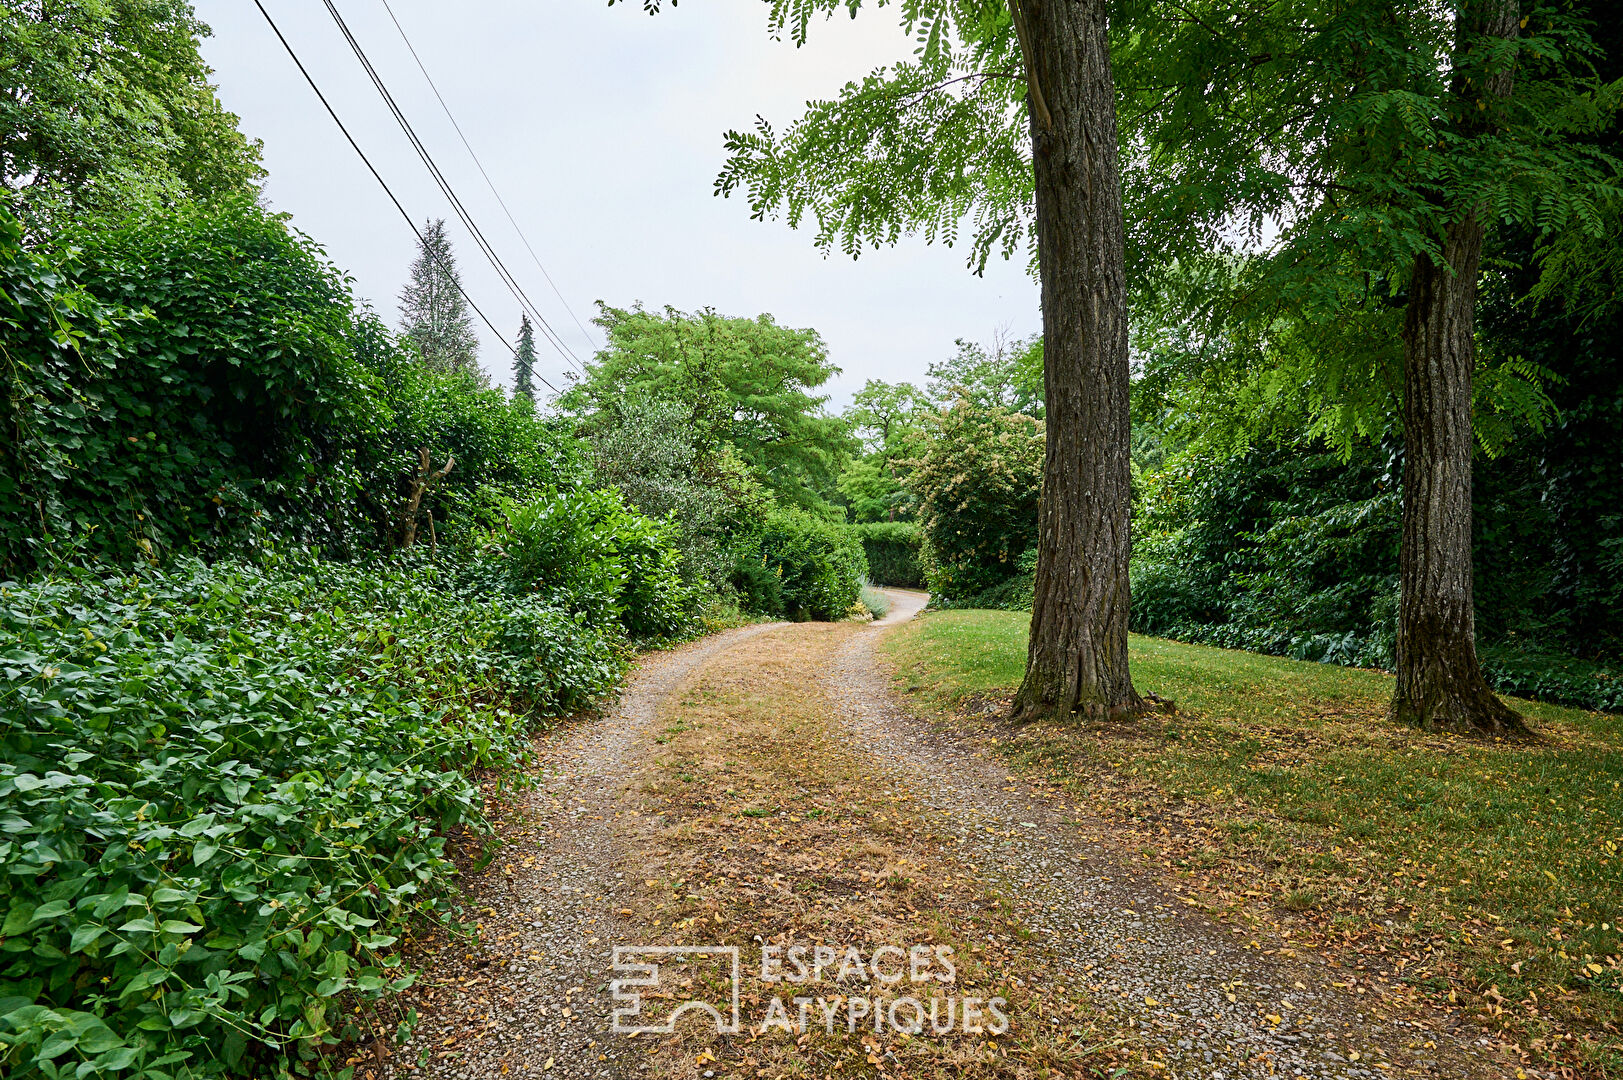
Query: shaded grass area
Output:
[[883, 611, 1623, 1078]]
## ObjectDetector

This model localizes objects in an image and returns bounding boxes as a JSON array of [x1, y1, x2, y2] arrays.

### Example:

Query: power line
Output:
[[322, 0, 585, 377], [250, 0, 563, 396], [322, 0, 578, 374], [376, 0, 601, 353]]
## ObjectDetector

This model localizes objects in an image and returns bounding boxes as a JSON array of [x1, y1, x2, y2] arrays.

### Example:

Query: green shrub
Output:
[[904, 401, 1042, 602], [498, 488, 696, 640], [859, 584, 891, 619], [852, 521, 925, 588], [0, 555, 625, 1078], [932, 548, 1036, 611], [352, 323, 585, 553], [728, 552, 785, 617], [744, 509, 866, 621], [1478, 646, 1623, 713], [580, 396, 776, 593]]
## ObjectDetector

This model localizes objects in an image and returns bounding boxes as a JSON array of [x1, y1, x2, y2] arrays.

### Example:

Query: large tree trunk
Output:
[[1391, 0, 1525, 735], [1392, 227, 1524, 735], [1010, 0, 1140, 719]]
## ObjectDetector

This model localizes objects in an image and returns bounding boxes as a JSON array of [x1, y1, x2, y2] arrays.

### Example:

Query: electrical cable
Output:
[[323, 0, 572, 366], [323, 0, 584, 376], [251, 0, 563, 395], [376, 0, 601, 352]]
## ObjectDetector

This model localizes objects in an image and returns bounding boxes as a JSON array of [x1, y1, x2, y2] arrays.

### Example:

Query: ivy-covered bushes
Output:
[[904, 401, 1042, 603], [736, 509, 866, 621], [0, 555, 627, 1078], [0, 200, 583, 575], [851, 521, 924, 588], [1476, 646, 1623, 714], [3, 200, 374, 571]]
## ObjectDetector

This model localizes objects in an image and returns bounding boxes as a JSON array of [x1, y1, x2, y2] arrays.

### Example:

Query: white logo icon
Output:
[[610, 945, 742, 1034]]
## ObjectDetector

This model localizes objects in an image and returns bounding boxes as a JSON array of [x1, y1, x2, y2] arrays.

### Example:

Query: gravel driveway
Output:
[[380, 624, 777, 1080], [375, 596, 1503, 1080]]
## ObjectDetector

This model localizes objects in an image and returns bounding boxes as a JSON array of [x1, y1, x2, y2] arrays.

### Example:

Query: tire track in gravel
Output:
[[824, 590, 1499, 1080], [382, 623, 779, 1080]]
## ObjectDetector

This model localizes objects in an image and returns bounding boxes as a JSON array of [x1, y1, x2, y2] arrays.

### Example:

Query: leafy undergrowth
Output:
[[883, 610, 1623, 1079], [617, 624, 1142, 1079], [0, 555, 628, 1078]]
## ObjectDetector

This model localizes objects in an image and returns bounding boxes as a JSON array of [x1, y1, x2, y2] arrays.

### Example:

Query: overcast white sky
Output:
[[193, 0, 1038, 408]]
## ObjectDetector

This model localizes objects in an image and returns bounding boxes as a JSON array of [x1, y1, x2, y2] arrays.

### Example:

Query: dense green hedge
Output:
[[0, 554, 630, 1077], [1130, 444, 1622, 713], [851, 521, 924, 588], [733, 509, 866, 621], [1131, 446, 1401, 670], [931, 548, 1036, 612]]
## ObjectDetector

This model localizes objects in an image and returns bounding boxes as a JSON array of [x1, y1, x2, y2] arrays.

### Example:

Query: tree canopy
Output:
[[561, 303, 851, 512], [0, 0, 262, 224]]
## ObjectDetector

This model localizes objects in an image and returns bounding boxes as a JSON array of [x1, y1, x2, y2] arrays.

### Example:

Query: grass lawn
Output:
[[883, 610, 1623, 1078]]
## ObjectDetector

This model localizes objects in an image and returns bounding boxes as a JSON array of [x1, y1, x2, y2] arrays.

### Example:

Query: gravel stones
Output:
[[381, 626, 777, 1080]]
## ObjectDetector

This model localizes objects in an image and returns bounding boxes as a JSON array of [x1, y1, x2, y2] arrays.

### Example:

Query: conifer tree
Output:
[[513, 313, 537, 405], [397, 218, 478, 374]]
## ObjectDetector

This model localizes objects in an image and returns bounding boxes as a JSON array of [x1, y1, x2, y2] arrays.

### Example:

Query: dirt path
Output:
[[378, 624, 779, 1080], [375, 599, 1497, 1080]]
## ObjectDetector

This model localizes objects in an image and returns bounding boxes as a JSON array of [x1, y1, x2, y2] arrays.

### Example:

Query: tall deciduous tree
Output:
[[398, 218, 479, 375], [1007, 0, 1140, 718], [841, 379, 929, 522], [621, 0, 1143, 717], [513, 313, 537, 405], [0, 0, 263, 224], [561, 303, 850, 512], [1392, 0, 1525, 733], [927, 331, 1045, 418], [1116, 0, 1619, 733]]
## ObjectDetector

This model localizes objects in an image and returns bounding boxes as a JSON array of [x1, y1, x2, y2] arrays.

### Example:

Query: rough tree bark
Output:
[[1391, 0, 1526, 735], [1010, 0, 1141, 719]]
